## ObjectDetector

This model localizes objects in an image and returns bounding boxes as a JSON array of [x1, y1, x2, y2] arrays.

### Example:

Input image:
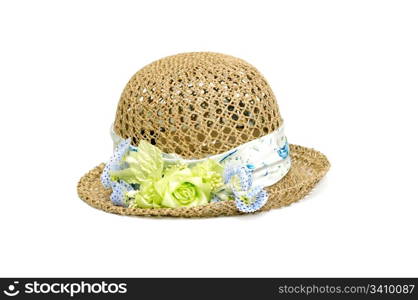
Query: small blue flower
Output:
[[235, 186, 268, 213], [278, 140, 289, 159], [110, 180, 133, 206], [221, 164, 268, 213], [101, 138, 131, 188], [224, 165, 252, 192]]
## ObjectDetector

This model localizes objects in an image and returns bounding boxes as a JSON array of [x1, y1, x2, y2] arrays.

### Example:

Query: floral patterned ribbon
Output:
[[110, 124, 291, 188]]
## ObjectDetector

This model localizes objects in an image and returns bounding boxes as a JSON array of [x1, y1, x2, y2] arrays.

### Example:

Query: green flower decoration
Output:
[[127, 182, 163, 208], [191, 159, 224, 191], [109, 140, 226, 209], [155, 168, 211, 208]]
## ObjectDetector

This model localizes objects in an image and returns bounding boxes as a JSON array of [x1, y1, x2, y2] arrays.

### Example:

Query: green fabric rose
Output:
[[154, 168, 211, 208], [127, 182, 163, 208]]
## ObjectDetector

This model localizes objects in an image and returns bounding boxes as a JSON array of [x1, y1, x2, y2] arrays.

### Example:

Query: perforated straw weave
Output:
[[77, 52, 330, 217], [114, 52, 282, 158]]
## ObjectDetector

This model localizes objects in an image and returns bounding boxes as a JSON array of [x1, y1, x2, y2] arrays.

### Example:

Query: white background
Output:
[[0, 0, 417, 277]]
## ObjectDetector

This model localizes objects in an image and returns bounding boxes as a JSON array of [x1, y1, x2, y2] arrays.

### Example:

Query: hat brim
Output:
[[77, 144, 330, 217]]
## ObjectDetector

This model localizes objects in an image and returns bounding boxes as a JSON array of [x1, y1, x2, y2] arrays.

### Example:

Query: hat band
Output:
[[110, 124, 291, 188]]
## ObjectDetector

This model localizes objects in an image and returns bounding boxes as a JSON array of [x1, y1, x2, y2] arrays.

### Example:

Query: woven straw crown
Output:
[[113, 52, 283, 159]]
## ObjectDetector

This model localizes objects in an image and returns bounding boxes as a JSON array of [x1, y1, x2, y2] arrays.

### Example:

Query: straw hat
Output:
[[77, 52, 330, 217]]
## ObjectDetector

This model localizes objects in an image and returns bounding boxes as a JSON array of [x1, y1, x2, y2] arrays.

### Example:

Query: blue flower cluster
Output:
[[223, 165, 268, 213], [235, 186, 268, 213], [224, 165, 253, 192]]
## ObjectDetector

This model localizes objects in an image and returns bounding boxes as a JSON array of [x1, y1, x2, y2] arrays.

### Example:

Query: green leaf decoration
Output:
[[110, 140, 163, 184]]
